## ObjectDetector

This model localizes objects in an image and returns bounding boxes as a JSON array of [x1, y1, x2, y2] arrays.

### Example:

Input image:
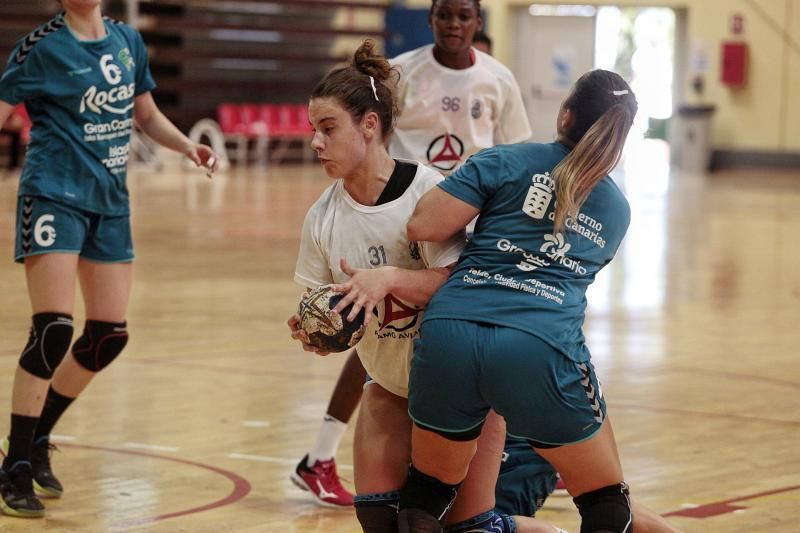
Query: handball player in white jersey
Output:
[[390, 0, 531, 176], [286, 40, 465, 527], [291, 0, 532, 508], [287, 40, 570, 533]]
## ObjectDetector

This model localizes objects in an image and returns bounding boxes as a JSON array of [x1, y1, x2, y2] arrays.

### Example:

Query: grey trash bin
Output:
[[671, 105, 716, 173]]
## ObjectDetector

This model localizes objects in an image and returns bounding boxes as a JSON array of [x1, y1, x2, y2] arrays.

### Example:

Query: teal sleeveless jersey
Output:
[[423, 142, 631, 362], [0, 14, 156, 215]]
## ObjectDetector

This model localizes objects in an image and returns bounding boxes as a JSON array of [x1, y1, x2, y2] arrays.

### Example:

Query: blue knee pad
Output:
[[355, 491, 400, 533], [445, 510, 516, 533], [573, 483, 632, 533], [72, 320, 128, 372], [19, 313, 74, 379]]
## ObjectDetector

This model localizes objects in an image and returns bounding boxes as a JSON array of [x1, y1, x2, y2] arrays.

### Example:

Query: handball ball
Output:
[[298, 285, 366, 353]]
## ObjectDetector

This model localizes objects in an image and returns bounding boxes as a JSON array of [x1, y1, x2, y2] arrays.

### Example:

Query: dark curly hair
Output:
[[429, 0, 481, 16]]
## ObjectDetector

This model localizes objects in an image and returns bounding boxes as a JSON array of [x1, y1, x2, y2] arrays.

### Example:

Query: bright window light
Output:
[[528, 5, 597, 17]]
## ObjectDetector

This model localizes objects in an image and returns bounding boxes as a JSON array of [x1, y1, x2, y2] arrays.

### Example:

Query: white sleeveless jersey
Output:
[[295, 161, 465, 398], [390, 45, 532, 175]]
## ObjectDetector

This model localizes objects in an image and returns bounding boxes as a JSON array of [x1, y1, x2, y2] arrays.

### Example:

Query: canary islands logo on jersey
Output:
[[426, 133, 464, 172], [118, 48, 135, 71], [540, 232, 571, 258], [541, 233, 586, 275], [522, 172, 555, 220]]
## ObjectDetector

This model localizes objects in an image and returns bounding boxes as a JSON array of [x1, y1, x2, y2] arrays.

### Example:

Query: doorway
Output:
[[512, 4, 680, 144]]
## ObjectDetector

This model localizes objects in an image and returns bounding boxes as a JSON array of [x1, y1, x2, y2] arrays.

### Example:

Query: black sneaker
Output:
[[31, 436, 63, 498], [0, 461, 45, 518]]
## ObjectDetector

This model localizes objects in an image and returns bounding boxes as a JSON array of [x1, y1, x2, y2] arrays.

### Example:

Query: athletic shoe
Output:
[[1, 436, 62, 498], [290, 454, 354, 508], [553, 475, 569, 496], [30, 437, 63, 498], [0, 461, 45, 518]]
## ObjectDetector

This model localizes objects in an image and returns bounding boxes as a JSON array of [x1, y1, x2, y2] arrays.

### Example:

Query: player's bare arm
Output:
[[330, 258, 453, 324], [408, 187, 478, 242], [133, 92, 218, 174]]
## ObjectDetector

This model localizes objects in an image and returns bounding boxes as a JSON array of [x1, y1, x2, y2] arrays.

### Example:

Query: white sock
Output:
[[307, 414, 347, 465]]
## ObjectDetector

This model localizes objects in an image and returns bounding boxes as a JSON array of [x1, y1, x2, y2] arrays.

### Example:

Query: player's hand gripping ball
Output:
[[298, 285, 367, 353]]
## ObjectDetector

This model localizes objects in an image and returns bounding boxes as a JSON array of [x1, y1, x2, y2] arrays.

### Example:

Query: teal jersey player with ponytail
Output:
[[398, 69, 639, 533]]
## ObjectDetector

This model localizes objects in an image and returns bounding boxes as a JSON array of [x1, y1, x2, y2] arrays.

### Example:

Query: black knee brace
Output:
[[72, 320, 128, 372], [444, 510, 515, 532], [573, 483, 632, 533], [398, 464, 462, 532], [19, 313, 74, 379], [355, 491, 399, 533], [398, 508, 444, 533]]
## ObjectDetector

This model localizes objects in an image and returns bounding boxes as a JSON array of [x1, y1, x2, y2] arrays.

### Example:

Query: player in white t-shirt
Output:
[[291, 0, 537, 522], [294, 161, 462, 399], [288, 41, 568, 533], [286, 40, 464, 525], [389, 2, 531, 175]]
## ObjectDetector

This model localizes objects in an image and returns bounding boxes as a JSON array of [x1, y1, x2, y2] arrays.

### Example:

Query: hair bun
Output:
[[352, 39, 392, 83]]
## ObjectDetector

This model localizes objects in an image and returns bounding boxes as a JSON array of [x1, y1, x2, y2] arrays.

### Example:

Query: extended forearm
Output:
[[384, 265, 451, 307], [135, 109, 192, 154]]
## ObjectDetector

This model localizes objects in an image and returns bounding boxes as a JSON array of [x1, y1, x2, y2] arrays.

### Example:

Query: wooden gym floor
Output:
[[0, 140, 797, 532]]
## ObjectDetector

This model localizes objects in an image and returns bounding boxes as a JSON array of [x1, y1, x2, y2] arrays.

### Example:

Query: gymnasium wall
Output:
[[406, 0, 800, 157]]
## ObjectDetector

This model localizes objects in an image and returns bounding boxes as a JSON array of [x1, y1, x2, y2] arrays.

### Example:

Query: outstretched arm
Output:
[[133, 92, 218, 174], [331, 258, 453, 325], [408, 187, 478, 242]]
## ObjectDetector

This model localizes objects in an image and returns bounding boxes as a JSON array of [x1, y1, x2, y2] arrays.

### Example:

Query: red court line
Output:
[[663, 484, 800, 518], [61, 443, 251, 529]]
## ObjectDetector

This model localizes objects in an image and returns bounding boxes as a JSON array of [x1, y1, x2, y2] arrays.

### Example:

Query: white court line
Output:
[[50, 434, 77, 442], [228, 453, 296, 465], [242, 420, 272, 428], [227, 453, 353, 470], [123, 442, 180, 453]]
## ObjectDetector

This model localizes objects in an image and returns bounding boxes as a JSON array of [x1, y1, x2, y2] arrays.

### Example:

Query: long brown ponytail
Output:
[[552, 70, 637, 233]]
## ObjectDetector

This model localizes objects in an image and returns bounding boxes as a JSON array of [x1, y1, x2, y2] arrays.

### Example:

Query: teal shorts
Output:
[[495, 437, 558, 517], [409, 319, 606, 446], [14, 196, 134, 263]]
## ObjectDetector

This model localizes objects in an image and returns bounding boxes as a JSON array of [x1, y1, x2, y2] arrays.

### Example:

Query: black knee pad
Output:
[[355, 491, 399, 533], [398, 508, 444, 533], [573, 483, 632, 533], [19, 313, 74, 379], [399, 464, 462, 528], [444, 510, 515, 532], [72, 320, 128, 372]]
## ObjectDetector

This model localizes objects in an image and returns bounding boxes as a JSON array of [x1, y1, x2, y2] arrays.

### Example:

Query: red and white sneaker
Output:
[[553, 475, 569, 496], [290, 454, 354, 508]]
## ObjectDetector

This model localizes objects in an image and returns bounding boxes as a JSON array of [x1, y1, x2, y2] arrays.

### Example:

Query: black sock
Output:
[[4, 414, 39, 467], [34, 386, 75, 441]]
